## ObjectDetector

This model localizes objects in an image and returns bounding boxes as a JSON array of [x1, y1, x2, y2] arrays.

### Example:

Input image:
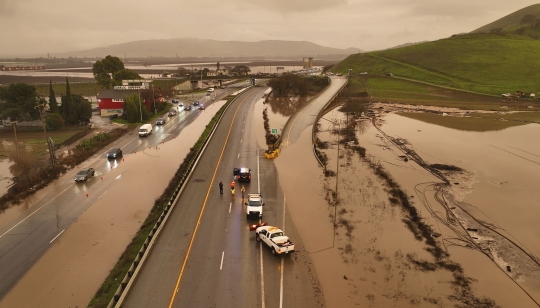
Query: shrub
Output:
[[45, 113, 65, 130]]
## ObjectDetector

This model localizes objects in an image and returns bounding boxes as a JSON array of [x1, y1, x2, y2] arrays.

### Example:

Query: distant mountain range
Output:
[[51, 38, 361, 59]]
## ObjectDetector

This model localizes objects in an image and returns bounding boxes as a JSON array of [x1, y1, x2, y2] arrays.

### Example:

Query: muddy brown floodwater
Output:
[[311, 108, 540, 307], [259, 86, 540, 307], [367, 112, 540, 305], [0, 102, 226, 307]]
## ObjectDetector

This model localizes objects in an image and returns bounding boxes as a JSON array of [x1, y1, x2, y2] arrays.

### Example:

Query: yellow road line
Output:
[[168, 93, 251, 307]]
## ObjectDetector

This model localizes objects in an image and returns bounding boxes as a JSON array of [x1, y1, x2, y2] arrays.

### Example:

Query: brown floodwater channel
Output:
[[361, 111, 540, 304]]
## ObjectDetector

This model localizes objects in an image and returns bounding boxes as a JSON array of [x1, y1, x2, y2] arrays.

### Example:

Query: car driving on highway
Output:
[[233, 167, 251, 182], [106, 148, 123, 159], [74, 168, 95, 182], [156, 117, 166, 125]]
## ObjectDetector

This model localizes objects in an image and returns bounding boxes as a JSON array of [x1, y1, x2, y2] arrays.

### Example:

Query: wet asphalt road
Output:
[[0, 86, 236, 301], [122, 87, 321, 308]]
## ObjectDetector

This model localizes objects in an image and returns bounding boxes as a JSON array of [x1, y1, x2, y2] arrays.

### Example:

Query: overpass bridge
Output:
[[187, 74, 270, 87]]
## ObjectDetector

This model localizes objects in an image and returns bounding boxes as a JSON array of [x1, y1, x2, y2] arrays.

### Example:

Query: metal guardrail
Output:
[[311, 77, 349, 169], [107, 87, 252, 308], [273, 76, 332, 150]]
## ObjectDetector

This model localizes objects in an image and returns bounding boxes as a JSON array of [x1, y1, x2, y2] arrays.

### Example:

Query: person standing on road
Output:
[[219, 181, 223, 194], [231, 187, 235, 198], [241, 185, 246, 198]]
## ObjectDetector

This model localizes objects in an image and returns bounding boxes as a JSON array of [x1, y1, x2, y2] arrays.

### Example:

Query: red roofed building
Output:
[[97, 89, 151, 117], [97, 79, 154, 117]]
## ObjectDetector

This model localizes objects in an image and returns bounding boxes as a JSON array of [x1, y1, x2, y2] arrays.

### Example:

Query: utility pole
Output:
[[138, 87, 142, 122], [11, 121, 20, 161], [152, 83, 156, 114], [35, 101, 55, 171]]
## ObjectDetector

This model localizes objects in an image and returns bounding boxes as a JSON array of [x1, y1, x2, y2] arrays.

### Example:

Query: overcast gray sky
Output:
[[0, 0, 536, 57]]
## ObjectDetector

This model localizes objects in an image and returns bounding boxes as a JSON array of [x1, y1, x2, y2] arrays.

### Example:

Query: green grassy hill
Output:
[[336, 34, 540, 95], [471, 3, 540, 38]]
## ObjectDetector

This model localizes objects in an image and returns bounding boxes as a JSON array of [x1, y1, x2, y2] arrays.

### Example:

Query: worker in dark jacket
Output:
[[219, 181, 223, 194]]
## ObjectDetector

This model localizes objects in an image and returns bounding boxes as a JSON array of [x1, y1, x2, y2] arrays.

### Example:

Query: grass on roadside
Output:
[[34, 82, 101, 98], [396, 112, 527, 132], [0, 127, 89, 159], [470, 111, 540, 122], [34, 79, 186, 98], [345, 76, 540, 111]]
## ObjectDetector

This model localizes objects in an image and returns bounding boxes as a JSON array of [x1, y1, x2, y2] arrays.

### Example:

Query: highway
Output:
[[122, 87, 321, 307], [0, 86, 236, 300]]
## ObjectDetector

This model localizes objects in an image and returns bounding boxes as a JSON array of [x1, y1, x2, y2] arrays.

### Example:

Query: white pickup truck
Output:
[[245, 193, 264, 219], [253, 224, 295, 255]]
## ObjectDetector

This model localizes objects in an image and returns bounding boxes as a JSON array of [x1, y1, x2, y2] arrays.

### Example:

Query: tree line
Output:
[[268, 73, 329, 97], [0, 78, 92, 130]]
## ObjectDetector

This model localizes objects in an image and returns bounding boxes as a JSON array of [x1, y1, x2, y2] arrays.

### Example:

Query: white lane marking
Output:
[[220, 251, 225, 270], [99, 191, 108, 199], [229, 202, 232, 213], [282, 196, 286, 227], [257, 148, 260, 193], [240, 139, 243, 143], [0, 185, 71, 238], [50, 229, 65, 244], [280, 195, 286, 308], [280, 258, 284, 308], [242, 129, 244, 133], [260, 241, 265, 308], [257, 148, 266, 308], [103, 137, 132, 156], [238, 154, 240, 159]]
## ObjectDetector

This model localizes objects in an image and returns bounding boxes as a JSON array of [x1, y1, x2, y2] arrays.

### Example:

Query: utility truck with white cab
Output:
[[251, 223, 295, 255]]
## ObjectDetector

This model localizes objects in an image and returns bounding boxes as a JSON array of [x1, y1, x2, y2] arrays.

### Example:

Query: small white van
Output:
[[139, 124, 153, 137]]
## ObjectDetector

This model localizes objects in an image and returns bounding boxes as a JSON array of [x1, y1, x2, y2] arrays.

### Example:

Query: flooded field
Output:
[[0, 69, 153, 81], [256, 83, 540, 307], [308, 107, 540, 307], [0, 63, 301, 83]]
